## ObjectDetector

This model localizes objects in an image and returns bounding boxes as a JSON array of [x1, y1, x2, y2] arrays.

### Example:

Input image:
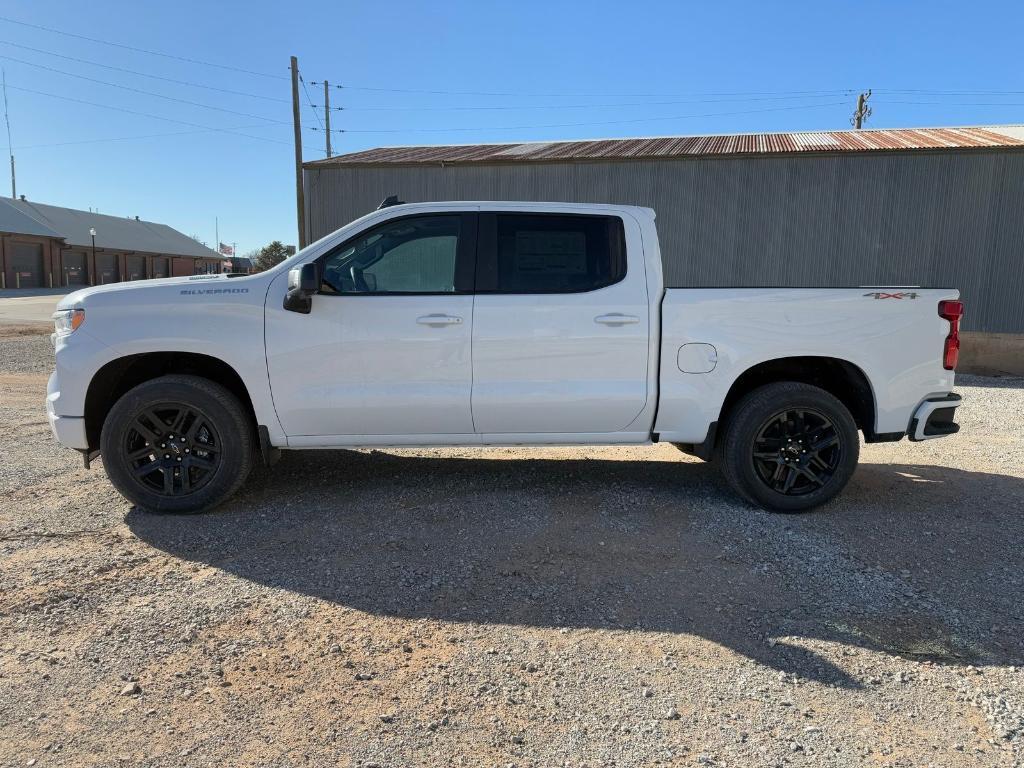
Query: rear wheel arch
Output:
[[717, 356, 877, 438], [84, 352, 257, 451]]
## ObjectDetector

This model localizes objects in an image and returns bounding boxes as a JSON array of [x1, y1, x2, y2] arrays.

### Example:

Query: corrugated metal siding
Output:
[[308, 126, 1024, 168], [304, 148, 1024, 333]]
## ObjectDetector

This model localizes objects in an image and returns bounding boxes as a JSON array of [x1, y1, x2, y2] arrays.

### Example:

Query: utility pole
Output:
[[851, 89, 872, 130], [2, 69, 15, 198], [290, 56, 307, 249], [324, 79, 332, 158]]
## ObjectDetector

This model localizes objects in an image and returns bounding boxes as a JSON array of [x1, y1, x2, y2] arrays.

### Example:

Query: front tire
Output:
[[100, 375, 253, 513], [719, 382, 859, 513]]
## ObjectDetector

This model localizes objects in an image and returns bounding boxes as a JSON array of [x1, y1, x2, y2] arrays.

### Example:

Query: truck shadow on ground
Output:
[[127, 453, 1024, 689]]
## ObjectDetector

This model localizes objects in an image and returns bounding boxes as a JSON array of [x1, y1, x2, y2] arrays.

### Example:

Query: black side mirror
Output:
[[283, 262, 320, 314]]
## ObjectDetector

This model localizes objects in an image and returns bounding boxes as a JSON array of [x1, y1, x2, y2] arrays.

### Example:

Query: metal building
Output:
[[303, 125, 1024, 374]]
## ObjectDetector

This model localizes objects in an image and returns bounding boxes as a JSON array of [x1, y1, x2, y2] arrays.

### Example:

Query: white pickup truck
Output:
[[47, 201, 963, 514]]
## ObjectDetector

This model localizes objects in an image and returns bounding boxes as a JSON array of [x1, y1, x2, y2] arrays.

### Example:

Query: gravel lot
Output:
[[1, 326, 1022, 767]]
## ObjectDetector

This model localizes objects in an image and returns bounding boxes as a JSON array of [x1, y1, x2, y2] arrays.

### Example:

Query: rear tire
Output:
[[719, 382, 859, 513], [100, 375, 253, 513]]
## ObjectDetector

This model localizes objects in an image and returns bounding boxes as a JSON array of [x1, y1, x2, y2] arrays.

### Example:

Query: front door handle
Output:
[[594, 313, 640, 326], [416, 314, 463, 326]]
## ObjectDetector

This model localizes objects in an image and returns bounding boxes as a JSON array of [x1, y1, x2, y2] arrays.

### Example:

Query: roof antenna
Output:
[[377, 195, 405, 209]]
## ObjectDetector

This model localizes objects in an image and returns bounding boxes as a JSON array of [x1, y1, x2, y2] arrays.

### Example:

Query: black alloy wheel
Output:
[[124, 404, 222, 497], [751, 408, 842, 496], [719, 381, 859, 512]]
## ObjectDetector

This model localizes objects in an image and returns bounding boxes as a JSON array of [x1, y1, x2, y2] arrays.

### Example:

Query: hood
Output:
[[57, 273, 249, 310]]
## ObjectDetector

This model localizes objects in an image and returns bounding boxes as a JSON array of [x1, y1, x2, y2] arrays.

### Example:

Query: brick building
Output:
[[0, 196, 222, 289]]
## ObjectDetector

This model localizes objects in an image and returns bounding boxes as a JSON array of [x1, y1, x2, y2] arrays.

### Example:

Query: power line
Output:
[[874, 99, 1024, 107], [12, 124, 294, 150], [0, 39, 289, 103], [305, 100, 849, 135], [2, 83, 326, 151], [309, 80, 860, 99], [0, 15, 286, 80], [335, 92, 860, 113], [299, 73, 324, 130], [2, 68, 14, 197], [876, 89, 1024, 96], [0, 53, 288, 123]]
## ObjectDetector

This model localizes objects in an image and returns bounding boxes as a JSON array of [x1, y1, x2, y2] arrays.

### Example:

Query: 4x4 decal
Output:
[[863, 291, 920, 300]]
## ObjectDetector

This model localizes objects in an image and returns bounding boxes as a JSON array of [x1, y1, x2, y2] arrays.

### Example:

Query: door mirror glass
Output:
[[284, 262, 320, 313]]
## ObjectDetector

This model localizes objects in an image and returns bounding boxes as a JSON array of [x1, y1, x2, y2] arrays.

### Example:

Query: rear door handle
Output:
[[416, 314, 463, 326], [594, 313, 640, 326]]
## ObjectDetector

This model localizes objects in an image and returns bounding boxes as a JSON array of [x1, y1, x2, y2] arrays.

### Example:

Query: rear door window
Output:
[[476, 213, 626, 293]]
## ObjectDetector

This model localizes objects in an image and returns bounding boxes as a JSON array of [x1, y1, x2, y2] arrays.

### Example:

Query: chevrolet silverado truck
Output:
[[47, 201, 963, 514]]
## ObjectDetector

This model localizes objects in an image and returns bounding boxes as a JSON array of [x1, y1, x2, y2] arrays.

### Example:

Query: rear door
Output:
[[471, 210, 650, 435]]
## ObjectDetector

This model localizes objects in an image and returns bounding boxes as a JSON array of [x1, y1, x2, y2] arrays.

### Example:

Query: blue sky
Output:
[[2, 0, 1022, 254]]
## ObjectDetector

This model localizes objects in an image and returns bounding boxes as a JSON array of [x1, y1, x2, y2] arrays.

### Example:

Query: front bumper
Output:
[[46, 371, 89, 450], [908, 392, 962, 442]]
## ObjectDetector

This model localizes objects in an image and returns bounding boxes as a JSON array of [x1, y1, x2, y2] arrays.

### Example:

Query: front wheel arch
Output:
[[85, 352, 257, 452]]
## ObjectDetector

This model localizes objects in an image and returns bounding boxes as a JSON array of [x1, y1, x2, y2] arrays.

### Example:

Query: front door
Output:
[[265, 212, 477, 441], [471, 211, 650, 435]]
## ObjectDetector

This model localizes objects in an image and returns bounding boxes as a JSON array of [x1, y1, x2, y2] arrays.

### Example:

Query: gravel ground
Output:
[[1, 330, 1022, 767]]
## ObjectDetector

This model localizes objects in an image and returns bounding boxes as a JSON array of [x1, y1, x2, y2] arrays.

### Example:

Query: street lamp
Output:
[[89, 227, 97, 284]]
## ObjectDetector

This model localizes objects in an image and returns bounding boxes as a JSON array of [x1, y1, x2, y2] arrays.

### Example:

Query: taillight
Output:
[[938, 300, 963, 370]]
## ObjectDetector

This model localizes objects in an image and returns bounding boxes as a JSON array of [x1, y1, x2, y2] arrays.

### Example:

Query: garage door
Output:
[[62, 252, 88, 286], [10, 243, 45, 288], [95, 254, 120, 284], [126, 255, 146, 281], [151, 257, 170, 279]]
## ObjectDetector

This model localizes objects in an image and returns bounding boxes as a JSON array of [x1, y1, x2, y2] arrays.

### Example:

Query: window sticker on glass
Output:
[[514, 231, 587, 275]]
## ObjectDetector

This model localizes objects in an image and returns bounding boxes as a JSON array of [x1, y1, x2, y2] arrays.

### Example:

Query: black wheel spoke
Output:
[[780, 466, 797, 493], [811, 433, 839, 452], [127, 446, 155, 462], [169, 407, 190, 435], [800, 465, 823, 487], [187, 455, 216, 471], [132, 417, 162, 444], [133, 460, 161, 478], [752, 406, 842, 497]]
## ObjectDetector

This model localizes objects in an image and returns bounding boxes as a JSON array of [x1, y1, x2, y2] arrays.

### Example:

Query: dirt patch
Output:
[[1, 341, 1022, 767]]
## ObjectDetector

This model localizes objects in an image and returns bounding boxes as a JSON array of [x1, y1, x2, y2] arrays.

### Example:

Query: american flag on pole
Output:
[[218, 242, 235, 256]]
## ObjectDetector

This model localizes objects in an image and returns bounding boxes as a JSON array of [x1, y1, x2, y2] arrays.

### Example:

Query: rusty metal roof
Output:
[[306, 125, 1024, 168]]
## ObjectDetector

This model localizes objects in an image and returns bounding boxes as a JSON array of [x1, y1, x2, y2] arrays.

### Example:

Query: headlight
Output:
[[53, 308, 86, 335]]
